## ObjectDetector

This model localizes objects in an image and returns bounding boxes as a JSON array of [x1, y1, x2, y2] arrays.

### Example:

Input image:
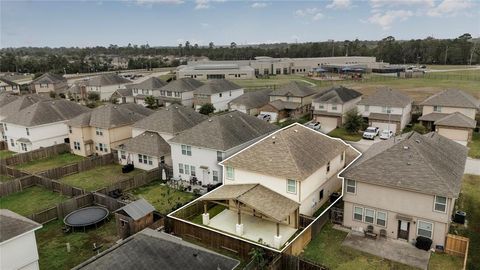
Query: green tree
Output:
[[199, 103, 215, 115], [110, 97, 119, 104], [49, 91, 57, 98], [343, 108, 364, 134], [87, 91, 100, 102], [412, 123, 428, 134], [144, 95, 157, 109], [248, 247, 267, 269]]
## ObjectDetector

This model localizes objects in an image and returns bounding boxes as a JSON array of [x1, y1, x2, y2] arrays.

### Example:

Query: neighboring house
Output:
[[62, 84, 88, 101], [220, 123, 359, 217], [157, 78, 204, 107], [193, 79, 244, 112], [357, 88, 412, 133], [340, 132, 468, 248], [0, 209, 42, 270], [124, 77, 168, 106], [169, 111, 278, 185], [228, 88, 272, 116], [418, 89, 479, 144], [111, 88, 134, 104], [81, 74, 132, 100], [132, 104, 207, 141], [3, 99, 90, 153], [0, 78, 20, 93], [312, 86, 362, 133], [0, 93, 20, 141], [260, 81, 318, 122], [67, 103, 153, 157], [30, 73, 68, 95], [73, 228, 239, 270]]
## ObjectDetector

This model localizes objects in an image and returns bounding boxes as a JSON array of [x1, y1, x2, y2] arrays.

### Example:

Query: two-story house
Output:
[[193, 79, 244, 112], [418, 89, 478, 144], [67, 103, 153, 157], [259, 81, 318, 122], [0, 78, 20, 93], [3, 99, 90, 153], [312, 86, 362, 133], [356, 88, 412, 134], [169, 111, 278, 185], [81, 74, 132, 100], [340, 132, 467, 248], [228, 89, 272, 116], [30, 73, 68, 95], [124, 77, 167, 106], [156, 77, 204, 107]]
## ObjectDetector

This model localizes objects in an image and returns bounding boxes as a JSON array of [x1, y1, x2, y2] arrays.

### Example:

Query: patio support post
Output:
[[235, 201, 244, 236], [273, 222, 282, 249], [201, 202, 210, 225]]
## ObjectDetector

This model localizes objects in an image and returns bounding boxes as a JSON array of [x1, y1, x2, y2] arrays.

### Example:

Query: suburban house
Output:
[[73, 228, 239, 270], [356, 88, 412, 134], [312, 86, 363, 133], [340, 132, 468, 248], [260, 81, 318, 122], [123, 77, 167, 106], [30, 73, 68, 95], [0, 78, 20, 93], [169, 111, 278, 185], [157, 78, 204, 107], [3, 99, 90, 153], [67, 103, 153, 157], [81, 74, 132, 100], [228, 88, 272, 116], [418, 89, 478, 144], [193, 79, 244, 112], [0, 209, 42, 270]]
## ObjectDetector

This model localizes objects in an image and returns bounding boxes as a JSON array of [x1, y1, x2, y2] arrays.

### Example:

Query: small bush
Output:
[[412, 123, 428, 134]]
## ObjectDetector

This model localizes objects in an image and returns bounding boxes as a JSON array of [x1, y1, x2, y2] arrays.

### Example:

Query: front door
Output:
[[397, 220, 410, 240]]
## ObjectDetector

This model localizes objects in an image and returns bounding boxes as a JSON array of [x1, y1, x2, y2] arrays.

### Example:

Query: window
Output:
[[319, 189, 324, 200], [181, 145, 192, 156], [341, 151, 345, 161], [160, 90, 165, 96], [98, 143, 104, 152], [4, 124, 7, 131], [213, 170, 219, 182], [331, 105, 337, 111], [219, 93, 223, 98], [190, 165, 196, 176], [174, 92, 181, 98], [21, 143, 28, 151], [346, 179, 356, 194], [417, 220, 433, 239], [382, 106, 392, 114], [68, 126, 72, 134], [148, 156, 153, 165], [10, 139, 14, 147], [138, 154, 151, 164], [216, 151, 223, 162], [226, 166, 234, 180], [184, 165, 190, 175], [365, 209, 375, 223], [354, 206, 363, 221], [138, 154, 143, 164], [376, 211, 387, 227], [434, 196, 447, 213], [287, 179, 297, 194], [318, 104, 324, 110], [96, 128, 103, 136], [120, 151, 126, 159], [74, 142, 81, 150], [179, 163, 184, 174], [433, 106, 442, 112], [167, 91, 172, 97], [25, 128, 30, 136], [327, 161, 331, 173], [160, 156, 165, 164]]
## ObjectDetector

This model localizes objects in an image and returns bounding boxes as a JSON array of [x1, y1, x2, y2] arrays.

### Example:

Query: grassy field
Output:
[[0, 150, 15, 159], [15, 153, 84, 173], [0, 186, 68, 216], [467, 132, 480, 158], [328, 127, 363, 142], [60, 164, 144, 191], [232, 75, 321, 89], [0, 174, 14, 182], [36, 219, 119, 270], [131, 181, 197, 214], [428, 252, 464, 270]]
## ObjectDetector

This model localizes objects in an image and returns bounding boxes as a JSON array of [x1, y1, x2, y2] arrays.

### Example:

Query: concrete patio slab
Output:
[[342, 231, 431, 270], [207, 209, 298, 249]]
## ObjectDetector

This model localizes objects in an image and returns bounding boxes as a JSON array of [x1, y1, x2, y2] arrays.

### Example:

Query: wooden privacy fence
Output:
[[92, 192, 127, 211], [1, 143, 70, 166], [39, 153, 114, 179], [95, 167, 161, 194], [0, 141, 7, 150], [0, 175, 37, 197], [445, 234, 469, 270], [275, 254, 328, 270], [0, 164, 29, 178], [284, 212, 330, 256]]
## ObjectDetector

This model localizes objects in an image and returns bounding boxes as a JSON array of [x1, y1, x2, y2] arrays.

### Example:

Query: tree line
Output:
[[1, 34, 478, 74]]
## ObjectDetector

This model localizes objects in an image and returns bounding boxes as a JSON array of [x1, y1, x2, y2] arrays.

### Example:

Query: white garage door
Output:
[[438, 128, 469, 144], [260, 111, 278, 122], [371, 121, 397, 134], [316, 116, 338, 134]]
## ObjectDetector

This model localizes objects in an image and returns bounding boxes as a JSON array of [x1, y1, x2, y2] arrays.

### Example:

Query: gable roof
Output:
[[169, 111, 278, 151], [68, 103, 153, 129], [269, 81, 318, 97], [1, 94, 49, 119], [0, 77, 20, 86], [74, 228, 239, 270], [420, 89, 479, 109], [358, 88, 412, 107], [125, 77, 167, 90], [229, 89, 272, 109], [160, 78, 204, 93], [117, 131, 170, 157], [194, 79, 242, 95], [340, 132, 468, 198], [0, 93, 19, 107], [313, 86, 362, 104], [3, 99, 90, 127], [434, 112, 476, 128], [32, 73, 66, 84], [133, 105, 207, 135], [222, 123, 353, 180], [265, 99, 301, 111], [84, 74, 131, 86], [0, 209, 42, 243], [116, 199, 155, 221], [112, 88, 133, 97]]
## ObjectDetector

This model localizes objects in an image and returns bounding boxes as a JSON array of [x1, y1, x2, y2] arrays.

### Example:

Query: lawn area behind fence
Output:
[[467, 132, 480, 159], [328, 127, 362, 142], [15, 153, 85, 173], [0, 150, 15, 159], [0, 186, 68, 216], [0, 174, 13, 182]]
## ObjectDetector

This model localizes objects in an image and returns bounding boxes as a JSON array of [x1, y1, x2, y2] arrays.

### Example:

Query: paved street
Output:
[[465, 158, 480, 176]]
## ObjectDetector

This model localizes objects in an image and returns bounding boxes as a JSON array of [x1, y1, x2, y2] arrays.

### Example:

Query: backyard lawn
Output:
[[328, 127, 362, 142], [60, 164, 144, 191], [15, 153, 84, 173], [467, 132, 480, 158], [0, 150, 15, 159], [36, 219, 119, 270], [190, 204, 227, 224], [131, 181, 197, 214], [0, 186, 68, 216], [0, 173, 14, 182]]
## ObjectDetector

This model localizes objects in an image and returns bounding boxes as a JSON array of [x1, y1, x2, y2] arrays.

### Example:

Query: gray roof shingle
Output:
[[269, 81, 318, 97], [125, 77, 167, 90], [32, 73, 66, 84], [84, 74, 131, 86], [0, 93, 19, 107], [116, 199, 155, 221], [313, 86, 362, 104], [160, 78, 204, 93], [0, 77, 20, 86], [229, 89, 272, 109], [266, 100, 301, 110], [0, 94, 49, 119], [117, 131, 170, 157], [420, 89, 479, 109], [0, 209, 42, 243], [194, 79, 242, 95], [434, 112, 476, 128], [358, 88, 412, 107]]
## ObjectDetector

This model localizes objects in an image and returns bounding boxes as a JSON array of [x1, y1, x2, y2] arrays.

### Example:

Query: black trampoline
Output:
[[63, 206, 109, 232]]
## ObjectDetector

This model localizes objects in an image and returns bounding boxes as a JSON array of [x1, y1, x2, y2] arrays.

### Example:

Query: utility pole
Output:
[[444, 45, 448, 65]]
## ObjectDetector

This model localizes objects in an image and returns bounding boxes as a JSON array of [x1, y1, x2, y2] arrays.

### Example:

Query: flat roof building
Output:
[[177, 64, 255, 80]]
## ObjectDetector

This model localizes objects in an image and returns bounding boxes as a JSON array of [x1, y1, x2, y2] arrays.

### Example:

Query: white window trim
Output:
[[376, 210, 388, 227], [346, 179, 356, 194], [286, 179, 297, 194], [417, 220, 434, 239], [433, 195, 447, 213], [353, 206, 363, 221], [226, 166, 234, 180], [364, 208, 375, 224]]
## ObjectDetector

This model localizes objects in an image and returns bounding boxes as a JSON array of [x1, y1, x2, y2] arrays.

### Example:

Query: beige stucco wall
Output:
[[422, 105, 476, 120], [436, 126, 470, 143], [69, 125, 133, 156]]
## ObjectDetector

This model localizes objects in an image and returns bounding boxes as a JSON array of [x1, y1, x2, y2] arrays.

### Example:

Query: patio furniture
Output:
[[364, 225, 377, 239], [380, 229, 387, 238]]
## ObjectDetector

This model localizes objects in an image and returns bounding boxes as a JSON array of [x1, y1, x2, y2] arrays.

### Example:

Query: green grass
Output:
[[328, 127, 362, 142], [0, 150, 15, 159], [191, 204, 227, 224], [450, 174, 480, 270], [60, 164, 144, 191], [428, 252, 463, 270], [302, 223, 415, 270], [131, 180, 197, 214], [0, 174, 14, 182], [0, 186, 68, 216], [276, 114, 311, 127], [232, 75, 324, 89], [15, 153, 84, 173], [36, 219, 119, 270], [467, 132, 480, 159]]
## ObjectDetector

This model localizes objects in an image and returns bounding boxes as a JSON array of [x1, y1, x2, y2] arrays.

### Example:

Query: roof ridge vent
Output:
[[403, 146, 409, 150], [415, 139, 420, 143], [208, 119, 212, 122]]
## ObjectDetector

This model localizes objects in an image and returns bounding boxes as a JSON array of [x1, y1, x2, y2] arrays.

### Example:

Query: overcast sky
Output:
[[1, 0, 479, 48]]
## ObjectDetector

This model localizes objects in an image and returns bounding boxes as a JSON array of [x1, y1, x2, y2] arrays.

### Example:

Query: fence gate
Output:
[[330, 207, 343, 224]]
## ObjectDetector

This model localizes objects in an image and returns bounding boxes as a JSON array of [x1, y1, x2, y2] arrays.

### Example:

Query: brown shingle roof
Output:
[[313, 85, 362, 104], [229, 89, 272, 109], [160, 78, 204, 93], [117, 131, 170, 157], [420, 89, 479, 109], [0, 93, 19, 107], [126, 77, 167, 90], [358, 88, 412, 107], [32, 73, 66, 84], [418, 112, 450, 122], [0, 94, 49, 119], [269, 81, 318, 98], [266, 100, 302, 110], [194, 79, 242, 95], [84, 74, 131, 86], [368, 112, 402, 122], [0, 209, 41, 243], [434, 112, 476, 128]]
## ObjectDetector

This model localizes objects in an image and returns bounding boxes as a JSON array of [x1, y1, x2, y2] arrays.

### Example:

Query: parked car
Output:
[[379, 130, 394, 140], [257, 113, 271, 122], [305, 121, 321, 131], [362, 127, 379, 140]]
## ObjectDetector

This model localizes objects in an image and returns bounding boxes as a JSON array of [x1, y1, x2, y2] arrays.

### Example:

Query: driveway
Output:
[[346, 138, 381, 153], [465, 158, 480, 175]]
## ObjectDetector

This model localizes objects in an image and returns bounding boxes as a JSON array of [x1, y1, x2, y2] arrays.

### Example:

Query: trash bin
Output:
[[453, 211, 466, 224], [415, 236, 432, 251]]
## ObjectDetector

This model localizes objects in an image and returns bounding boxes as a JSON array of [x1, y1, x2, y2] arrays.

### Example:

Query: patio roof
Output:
[[201, 184, 299, 222]]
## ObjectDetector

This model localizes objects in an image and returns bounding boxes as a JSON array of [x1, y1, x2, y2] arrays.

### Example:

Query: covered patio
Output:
[[200, 184, 300, 249]]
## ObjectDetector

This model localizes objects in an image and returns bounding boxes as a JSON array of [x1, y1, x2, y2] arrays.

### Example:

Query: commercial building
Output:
[[177, 63, 255, 80]]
